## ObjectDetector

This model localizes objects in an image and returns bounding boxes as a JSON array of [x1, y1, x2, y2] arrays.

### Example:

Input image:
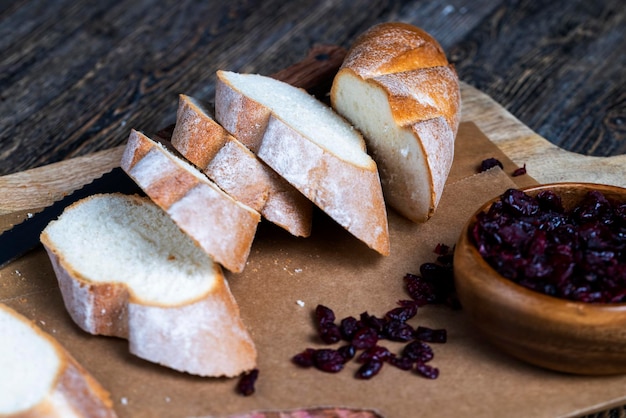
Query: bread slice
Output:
[[170, 94, 313, 237], [215, 70, 390, 256], [40, 193, 257, 377], [330, 22, 461, 223], [121, 129, 261, 273], [0, 303, 117, 417]]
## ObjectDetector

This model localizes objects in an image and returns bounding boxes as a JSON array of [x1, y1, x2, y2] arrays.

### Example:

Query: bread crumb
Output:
[[294, 268, 303, 273], [27, 212, 34, 218], [40, 320, 46, 326], [120, 397, 128, 406], [165, 396, 171, 403], [296, 300, 305, 307]]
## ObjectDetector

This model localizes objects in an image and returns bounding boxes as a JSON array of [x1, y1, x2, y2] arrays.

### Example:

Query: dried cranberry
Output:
[[502, 188, 540, 216], [319, 323, 342, 344], [434, 243, 450, 255], [357, 346, 391, 363], [479, 157, 503, 172], [388, 354, 414, 371], [414, 326, 447, 343], [337, 344, 356, 361], [351, 327, 379, 350], [383, 320, 415, 342], [356, 360, 383, 379], [315, 305, 342, 344], [236, 369, 259, 396], [404, 273, 437, 306], [313, 349, 345, 373], [359, 312, 386, 335], [385, 305, 418, 322], [315, 304, 336, 326], [292, 348, 316, 368], [512, 164, 527, 177], [340, 316, 359, 341], [403, 340, 434, 363], [415, 362, 439, 379]]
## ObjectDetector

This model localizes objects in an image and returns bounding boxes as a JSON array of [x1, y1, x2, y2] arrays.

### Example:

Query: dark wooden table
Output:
[[1, 0, 624, 177], [1, 1, 625, 416]]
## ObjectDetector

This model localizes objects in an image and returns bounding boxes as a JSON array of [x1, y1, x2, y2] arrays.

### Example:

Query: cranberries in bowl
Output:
[[453, 183, 626, 375]]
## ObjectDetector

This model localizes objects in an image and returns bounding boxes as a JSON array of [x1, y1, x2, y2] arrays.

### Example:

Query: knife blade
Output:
[[0, 167, 142, 269]]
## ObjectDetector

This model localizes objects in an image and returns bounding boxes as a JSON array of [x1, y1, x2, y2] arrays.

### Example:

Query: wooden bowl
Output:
[[453, 182, 626, 375]]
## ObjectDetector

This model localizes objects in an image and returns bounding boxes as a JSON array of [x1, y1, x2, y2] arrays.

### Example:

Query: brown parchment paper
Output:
[[2, 123, 625, 418]]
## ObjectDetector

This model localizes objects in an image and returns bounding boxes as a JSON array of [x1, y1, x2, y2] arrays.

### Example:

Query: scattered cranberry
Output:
[[292, 348, 316, 368], [479, 157, 503, 172], [385, 304, 418, 322], [414, 326, 447, 343], [512, 164, 527, 177], [402, 340, 434, 363], [404, 255, 459, 310], [434, 243, 450, 255], [357, 346, 391, 363], [383, 319, 415, 342], [388, 354, 414, 371], [236, 369, 259, 396], [291, 246, 455, 383], [356, 360, 383, 379], [473, 188, 626, 303], [313, 349, 346, 373], [351, 327, 379, 349], [338, 344, 356, 361], [315, 305, 342, 344], [340, 316, 359, 340], [415, 363, 439, 379], [315, 304, 336, 326]]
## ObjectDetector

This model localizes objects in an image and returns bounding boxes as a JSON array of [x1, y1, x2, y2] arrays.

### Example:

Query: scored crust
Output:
[[171, 94, 313, 237], [121, 129, 261, 273], [340, 22, 449, 78], [330, 22, 460, 223], [0, 304, 117, 417]]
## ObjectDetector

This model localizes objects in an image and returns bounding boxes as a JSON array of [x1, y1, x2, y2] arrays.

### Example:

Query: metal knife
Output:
[[0, 167, 142, 268]]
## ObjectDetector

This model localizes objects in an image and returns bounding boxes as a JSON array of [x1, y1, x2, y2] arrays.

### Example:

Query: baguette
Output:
[[215, 70, 390, 256], [330, 22, 461, 223], [0, 303, 117, 417], [170, 94, 313, 237], [40, 193, 257, 377], [121, 129, 261, 273]]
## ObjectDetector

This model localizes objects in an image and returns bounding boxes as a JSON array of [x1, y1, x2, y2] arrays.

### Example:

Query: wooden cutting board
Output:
[[0, 81, 624, 215], [1, 60, 625, 418]]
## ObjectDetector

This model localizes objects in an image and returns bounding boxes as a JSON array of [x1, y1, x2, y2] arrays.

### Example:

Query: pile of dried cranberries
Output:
[[291, 244, 458, 380], [472, 188, 626, 303]]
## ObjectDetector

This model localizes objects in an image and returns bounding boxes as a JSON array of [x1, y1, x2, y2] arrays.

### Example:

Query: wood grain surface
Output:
[[0, 2, 624, 417], [0, 0, 624, 177]]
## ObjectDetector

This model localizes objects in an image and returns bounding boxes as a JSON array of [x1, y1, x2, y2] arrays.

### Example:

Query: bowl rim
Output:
[[458, 181, 626, 310]]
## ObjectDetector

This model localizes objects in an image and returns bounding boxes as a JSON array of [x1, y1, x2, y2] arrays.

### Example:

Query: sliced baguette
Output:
[[121, 129, 261, 273], [170, 94, 313, 237], [40, 193, 257, 377], [215, 70, 390, 256], [330, 22, 461, 223], [0, 303, 117, 417]]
